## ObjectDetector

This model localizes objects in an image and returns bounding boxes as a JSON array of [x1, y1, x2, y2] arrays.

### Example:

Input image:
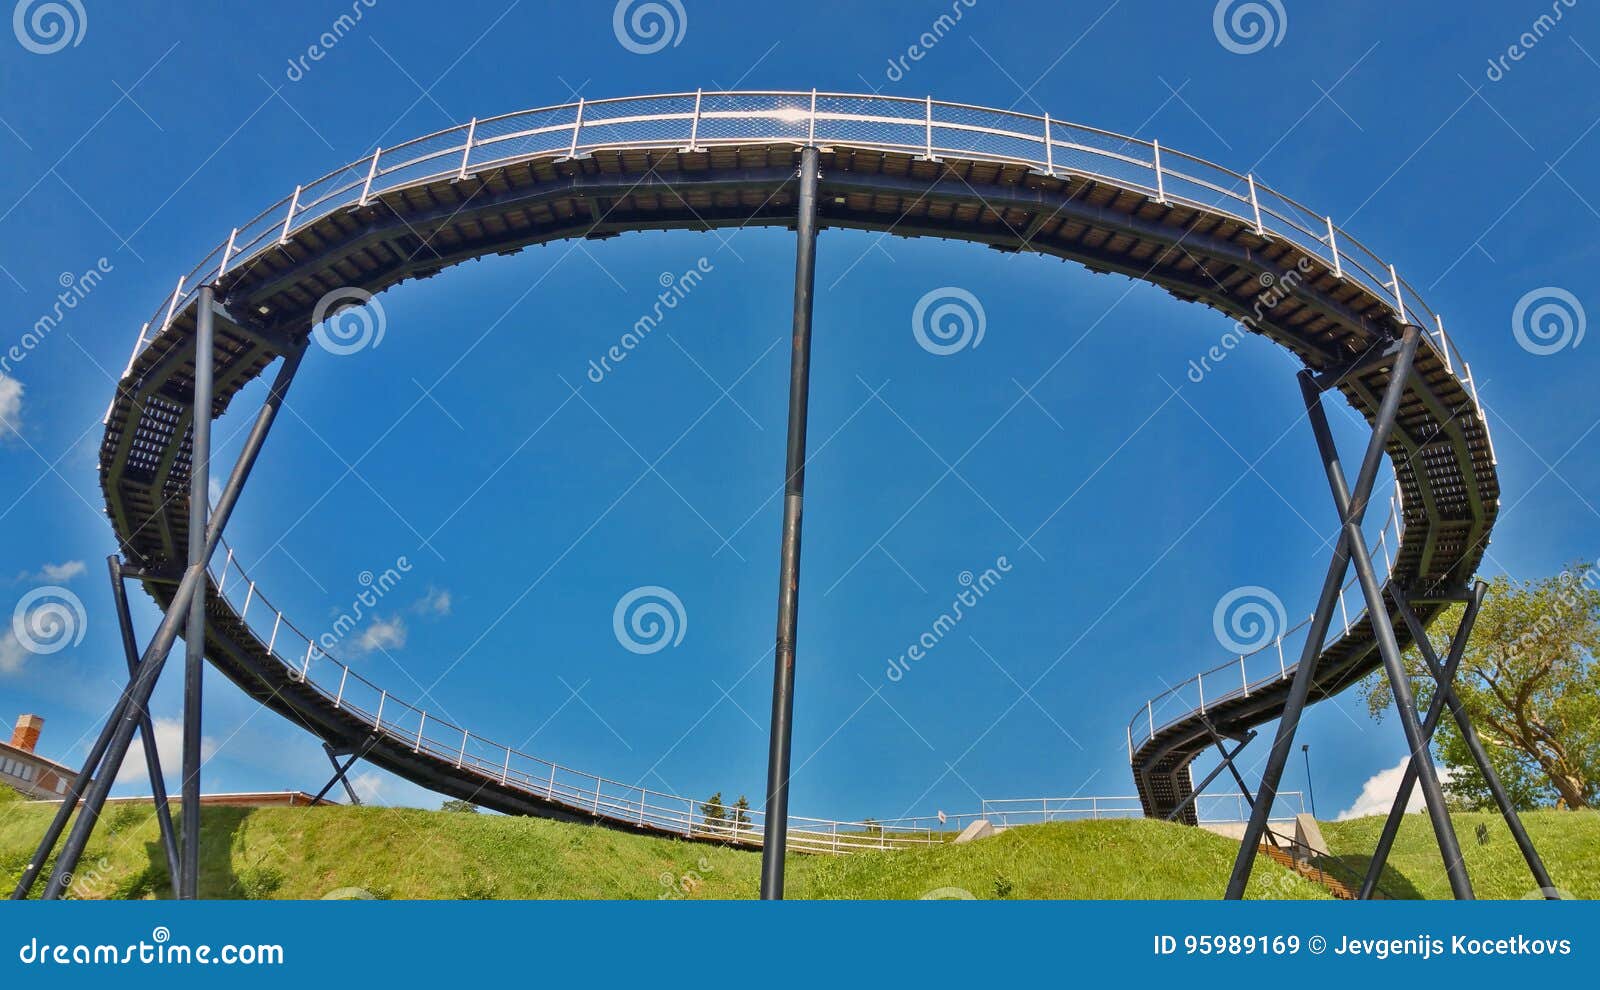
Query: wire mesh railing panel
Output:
[[931, 103, 1047, 166], [577, 94, 695, 149], [370, 129, 470, 197], [695, 92, 810, 144], [813, 93, 925, 151], [1045, 119, 1159, 192], [469, 106, 580, 169]]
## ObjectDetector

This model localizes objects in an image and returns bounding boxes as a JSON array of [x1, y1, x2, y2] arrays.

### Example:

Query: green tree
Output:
[[1361, 569, 1599, 810], [731, 795, 751, 829], [441, 799, 479, 813], [700, 792, 726, 832]]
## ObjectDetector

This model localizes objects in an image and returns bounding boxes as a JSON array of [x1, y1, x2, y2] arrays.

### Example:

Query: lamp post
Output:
[[1301, 744, 1317, 819]]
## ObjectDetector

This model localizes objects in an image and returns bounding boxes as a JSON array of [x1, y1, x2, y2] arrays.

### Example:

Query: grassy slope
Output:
[[0, 802, 1327, 900], [1321, 809, 1599, 900]]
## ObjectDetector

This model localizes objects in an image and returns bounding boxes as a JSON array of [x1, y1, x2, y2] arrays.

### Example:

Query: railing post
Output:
[[1147, 699, 1154, 738], [1152, 139, 1167, 204], [1241, 656, 1249, 696], [414, 712, 426, 752], [1247, 173, 1264, 235], [279, 185, 302, 245], [240, 580, 255, 618], [300, 641, 313, 681], [1042, 112, 1053, 174], [457, 727, 468, 768], [1276, 635, 1286, 677], [457, 118, 477, 180], [1325, 217, 1342, 278], [1339, 589, 1351, 635], [807, 88, 817, 146], [267, 611, 281, 655], [161, 277, 185, 333], [335, 665, 348, 708], [1433, 315, 1455, 374], [500, 747, 511, 785], [547, 763, 557, 796], [219, 228, 239, 278], [688, 89, 702, 151], [359, 148, 381, 207], [374, 690, 386, 730], [1198, 675, 1205, 713], [924, 95, 933, 159], [215, 548, 233, 594], [568, 98, 585, 158], [1387, 263, 1407, 322], [1126, 723, 1133, 761]]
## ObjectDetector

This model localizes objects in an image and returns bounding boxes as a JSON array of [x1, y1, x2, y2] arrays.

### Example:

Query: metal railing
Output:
[[978, 792, 1305, 829], [205, 537, 949, 855], [111, 89, 1492, 466], [1126, 490, 1407, 760]]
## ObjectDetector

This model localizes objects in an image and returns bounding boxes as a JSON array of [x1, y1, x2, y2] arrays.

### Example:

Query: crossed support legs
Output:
[[1356, 586, 1559, 898], [1223, 326, 1423, 898], [311, 740, 374, 806], [10, 310, 304, 900]]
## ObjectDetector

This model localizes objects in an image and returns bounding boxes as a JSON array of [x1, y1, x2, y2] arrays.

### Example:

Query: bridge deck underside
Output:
[[99, 143, 1497, 829]]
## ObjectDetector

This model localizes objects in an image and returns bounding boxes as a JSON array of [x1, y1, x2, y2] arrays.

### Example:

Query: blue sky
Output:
[[0, 0, 1596, 828]]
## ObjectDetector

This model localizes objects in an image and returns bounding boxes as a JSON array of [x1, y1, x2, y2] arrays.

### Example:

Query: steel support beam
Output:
[[760, 146, 820, 900], [108, 556, 181, 895], [22, 339, 306, 901], [1301, 329, 1473, 900], [1224, 325, 1420, 899], [178, 284, 216, 900], [311, 741, 370, 806], [1166, 730, 1256, 823], [1383, 586, 1556, 898]]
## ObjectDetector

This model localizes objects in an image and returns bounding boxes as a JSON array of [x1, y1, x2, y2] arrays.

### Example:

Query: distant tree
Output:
[[863, 818, 882, 835], [700, 792, 726, 833], [732, 795, 751, 829], [441, 799, 479, 814], [1361, 569, 1599, 810]]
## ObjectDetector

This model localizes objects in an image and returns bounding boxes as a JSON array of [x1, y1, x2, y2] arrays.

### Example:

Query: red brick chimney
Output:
[[9, 714, 42, 754]]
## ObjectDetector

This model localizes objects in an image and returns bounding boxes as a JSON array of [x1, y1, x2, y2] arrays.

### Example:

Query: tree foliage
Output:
[[1361, 568, 1599, 810]]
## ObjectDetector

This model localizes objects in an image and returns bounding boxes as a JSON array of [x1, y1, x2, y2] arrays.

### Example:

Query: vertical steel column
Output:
[[31, 338, 306, 900], [108, 556, 180, 895], [178, 285, 215, 900], [1224, 326, 1420, 899], [760, 145, 820, 900], [1390, 586, 1555, 897]]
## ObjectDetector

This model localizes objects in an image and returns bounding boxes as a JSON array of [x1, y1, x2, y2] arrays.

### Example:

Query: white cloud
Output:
[[0, 630, 26, 675], [1336, 756, 1458, 821], [0, 374, 21, 440], [30, 560, 86, 583], [348, 771, 387, 804], [353, 615, 406, 654], [413, 587, 451, 617], [116, 716, 218, 787]]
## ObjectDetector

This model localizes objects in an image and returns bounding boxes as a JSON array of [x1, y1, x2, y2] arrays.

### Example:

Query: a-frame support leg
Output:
[[311, 741, 370, 806], [1300, 339, 1473, 899], [11, 332, 306, 901], [1376, 585, 1558, 898], [1224, 326, 1421, 899], [1166, 728, 1256, 823], [107, 555, 181, 896]]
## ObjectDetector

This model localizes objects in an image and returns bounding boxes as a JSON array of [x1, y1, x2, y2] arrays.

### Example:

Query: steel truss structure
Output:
[[11, 90, 1543, 900]]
